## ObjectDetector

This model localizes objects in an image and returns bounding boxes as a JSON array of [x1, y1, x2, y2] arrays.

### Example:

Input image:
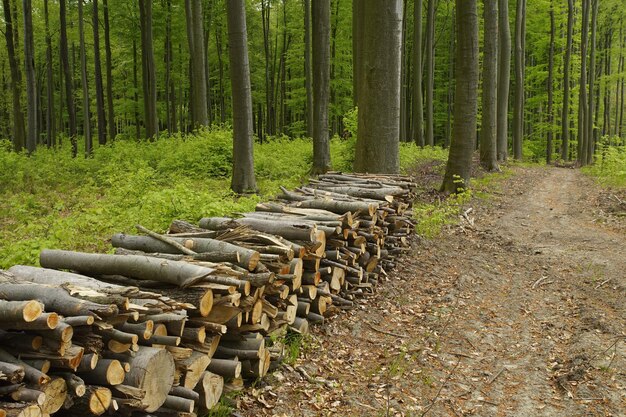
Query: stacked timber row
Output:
[[0, 172, 416, 417]]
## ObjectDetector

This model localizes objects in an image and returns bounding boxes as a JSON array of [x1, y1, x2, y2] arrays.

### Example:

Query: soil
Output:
[[237, 166, 626, 417]]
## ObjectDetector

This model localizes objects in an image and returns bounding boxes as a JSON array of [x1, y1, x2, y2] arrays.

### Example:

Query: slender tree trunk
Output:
[[226, 0, 257, 194], [352, 1, 362, 107], [304, 0, 312, 138], [615, 22, 623, 138], [3, 0, 26, 152], [139, 0, 159, 139], [164, 0, 173, 132], [103, 0, 116, 140], [354, 0, 403, 174], [480, 0, 499, 171], [442, 0, 478, 192], [399, 0, 408, 143], [215, 22, 226, 124], [578, 0, 590, 164], [77, 0, 91, 156], [92, 0, 107, 145], [22, 0, 37, 153], [185, 0, 209, 128], [44, 0, 55, 147], [424, 0, 436, 146], [546, 0, 555, 165], [413, 0, 424, 146], [586, 0, 598, 165], [561, 0, 574, 160], [204, 1, 213, 125], [445, 10, 454, 148], [603, 30, 611, 137], [312, 0, 331, 174], [512, 0, 526, 160], [133, 38, 141, 140], [496, 0, 510, 161]]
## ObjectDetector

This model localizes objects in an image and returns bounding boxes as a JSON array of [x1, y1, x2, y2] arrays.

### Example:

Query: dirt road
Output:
[[239, 167, 625, 417]]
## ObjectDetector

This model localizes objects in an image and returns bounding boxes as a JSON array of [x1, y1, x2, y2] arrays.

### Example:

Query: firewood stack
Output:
[[0, 172, 416, 416]]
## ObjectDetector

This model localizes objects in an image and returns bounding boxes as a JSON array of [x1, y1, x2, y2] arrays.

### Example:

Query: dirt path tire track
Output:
[[239, 167, 625, 417]]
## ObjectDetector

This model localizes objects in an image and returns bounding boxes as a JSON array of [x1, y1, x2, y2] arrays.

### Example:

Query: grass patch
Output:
[[582, 144, 626, 189]]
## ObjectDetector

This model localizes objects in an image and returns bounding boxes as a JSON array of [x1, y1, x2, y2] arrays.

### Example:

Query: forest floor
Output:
[[236, 166, 626, 417]]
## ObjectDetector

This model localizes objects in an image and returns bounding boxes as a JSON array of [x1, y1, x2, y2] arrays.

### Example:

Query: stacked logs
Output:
[[0, 172, 416, 416]]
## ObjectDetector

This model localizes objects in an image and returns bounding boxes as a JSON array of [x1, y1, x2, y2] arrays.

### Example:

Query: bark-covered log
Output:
[[40, 250, 216, 288], [162, 395, 194, 413], [78, 359, 125, 386], [0, 361, 25, 384], [0, 348, 49, 385], [178, 351, 211, 390], [199, 217, 317, 242], [66, 385, 112, 416], [123, 347, 174, 412], [112, 234, 260, 271], [206, 358, 241, 381], [0, 331, 42, 351], [0, 300, 43, 323], [39, 376, 68, 414]]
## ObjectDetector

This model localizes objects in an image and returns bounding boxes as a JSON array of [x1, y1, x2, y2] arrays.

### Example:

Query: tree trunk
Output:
[[480, 0, 499, 171], [561, 0, 574, 161], [312, 0, 331, 174], [2, 0, 26, 152], [139, 0, 159, 139], [496, 0, 510, 161], [103, 0, 116, 140], [92, 0, 107, 146], [512, 0, 526, 160], [185, 0, 209, 128], [441, 0, 478, 192], [132, 38, 141, 140], [586, 0, 598, 165], [227, 0, 258, 194], [304, 0, 313, 137], [44, 0, 55, 147], [77, 0, 91, 157], [354, 1, 403, 174], [22, 0, 37, 154], [578, 0, 590, 165], [546, 0, 554, 165], [424, 0, 436, 146], [413, 0, 424, 146], [352, 1, 363, 107]]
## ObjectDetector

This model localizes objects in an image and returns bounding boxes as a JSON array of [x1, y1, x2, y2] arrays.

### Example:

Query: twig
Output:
[[135, 224, 197, 256], [594, 277, 612, 289], [365, 321, 408, 339], [486, 367, 507, 385], [419, 359, 461, 417], [531, 276, 549, 289]]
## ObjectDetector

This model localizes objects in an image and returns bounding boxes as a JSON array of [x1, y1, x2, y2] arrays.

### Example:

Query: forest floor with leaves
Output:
[[236, 165, 625, 417]]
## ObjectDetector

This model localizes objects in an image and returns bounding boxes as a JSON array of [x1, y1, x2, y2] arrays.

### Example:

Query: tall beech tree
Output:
[[586, 0, 599, 165], [546, 0, 555, 165], [22, 0, 36, 153], [44, 0, 55, 147], [311, 0, 331, 174], [185, 0, 209, 128], [3, 0, 26, 152], [103, 0, 115, 139], [496, 0, 510, 161], [441, 0, 478, 192], [92, 0, 107, 145], [413, 0, 424, 147], [480, 0, 498, 171], [424, 0, 436, 146], [227, 0, 257, 194], [304, 0, 313, 137], [561, 0, 574, 161], [578, 0, 590, 165], [59, 0, 77, 157], [77, 0, 91, 156], [139, 0, 158, 139], [354, 0, 403, 174], [512, 0, 526, 161]]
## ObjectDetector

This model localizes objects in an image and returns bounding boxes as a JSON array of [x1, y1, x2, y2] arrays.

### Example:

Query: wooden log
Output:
[[168, 288, 213, 317], [40, 250, 216, 289], [123, 347, 175, 412], [194, 371, 223, 411], [55, 372, 86, 397], [10, 387, 45, 406], [0, 349, 49, 385], [0, 282, 117, 317], [290, 317, 310, 334], [296, 301, 311, 317], [0, 361, 25, 384], [178, 351, 211, 390], [39, 376, 68, 414], [20, 360, 49, 374], [68, 386, 112, 416], [96, 328, 138, 345], [77, 353, 99, 372], [199, 217, 317, 242], [0, 300, 43, 324], [119, 320, 154, 340], [36, 322, 72, 342], [206, 358, 241, 381], [79, 359, 125, 386], [162, 395, 194, 413], [0, 331, 42, 351], [307, 312, 324, 325], [185, 319, 226, 335], [112, 234, 260, 271], [63, 315, 95, 327], [0, 403, 41, 417], [181, 326, 206, 344]]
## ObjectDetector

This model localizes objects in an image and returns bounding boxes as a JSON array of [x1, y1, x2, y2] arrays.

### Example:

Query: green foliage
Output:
[[413, 187, 472, 238], [583, 137, 626, 188], [283, 332, 307, 365]]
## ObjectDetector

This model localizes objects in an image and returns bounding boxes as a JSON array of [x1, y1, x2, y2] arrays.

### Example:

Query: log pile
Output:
[[0, 172, 417, 416]]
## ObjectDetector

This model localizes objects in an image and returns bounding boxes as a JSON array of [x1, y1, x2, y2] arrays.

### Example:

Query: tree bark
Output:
[[312, 0, 331, 174], [185, 0, 209, 128], [441, 0, 478, 192], [413, 0, 424, 146], [578, 0, 590, 165], [2, 0, 26, 152], [354, 1, 403, 174], [227, 0, 258, 194], [561, 0, 574, 161], [44, 0, 55, 147], [512, 0, 526, 160], [546, 0, 555, 165], [586, 0, 598, 165], [480, 0, 499, 171], [424, 0, 436, 146], [496, 0, 510, 161], [304, 0, 314, 137], [92, 0, 107, 146], [22, 0, 37, 154], [77, 0, 91, 157], [103, 0, 116, 140], [139, 0, 159, 139]]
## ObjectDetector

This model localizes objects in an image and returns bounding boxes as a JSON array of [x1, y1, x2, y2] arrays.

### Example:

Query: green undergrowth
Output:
[[0, 128, 440, 268], [582, 142, 626, 189]]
